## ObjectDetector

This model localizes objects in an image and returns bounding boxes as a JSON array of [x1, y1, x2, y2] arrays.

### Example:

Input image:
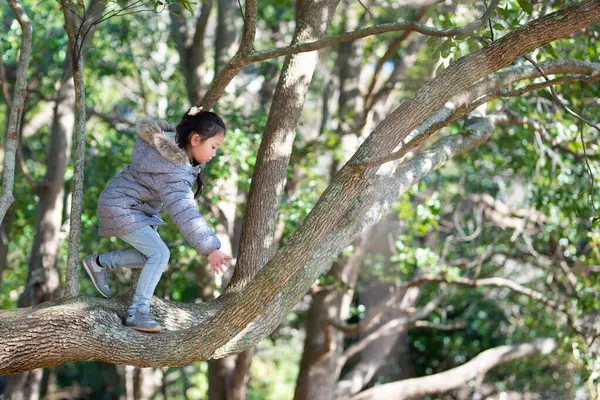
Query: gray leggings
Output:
[[99, 226, 169, 315]]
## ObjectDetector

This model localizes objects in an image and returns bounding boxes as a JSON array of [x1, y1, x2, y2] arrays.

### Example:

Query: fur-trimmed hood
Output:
[[137, 118, 190, 168]]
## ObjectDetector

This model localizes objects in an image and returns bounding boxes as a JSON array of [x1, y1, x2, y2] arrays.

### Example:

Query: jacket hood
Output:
[[137, 118, 190, 168]]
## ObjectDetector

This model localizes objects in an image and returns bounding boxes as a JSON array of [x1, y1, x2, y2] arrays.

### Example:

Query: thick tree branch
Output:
[[0, 295, 227, 375], [0, 0, 32, 226], [348, 339, 558, 400]]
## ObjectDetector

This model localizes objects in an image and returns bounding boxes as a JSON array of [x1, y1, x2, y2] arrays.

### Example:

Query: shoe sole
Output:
[[126, 325, 162, 333], [82, 258, 110, 298]]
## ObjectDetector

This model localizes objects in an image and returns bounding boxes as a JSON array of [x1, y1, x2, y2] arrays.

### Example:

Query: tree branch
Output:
[[363, 8, 427, 118], [339, 296, 441, 363], [402, 274, 568, 313], [198, 0, 256, 108], [0, 0, 32, 226], [413, 320, 465, 330], [362, 59, 600, 168], [348, 339, 558, 400]]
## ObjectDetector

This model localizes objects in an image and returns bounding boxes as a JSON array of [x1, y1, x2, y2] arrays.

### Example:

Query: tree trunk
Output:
[[5, 49, 74, 400], [0, 204, 14, 284], [62, 0, 91, 298], [214, 0, 239, 75], [225, 0, 343, 293], [169, 1, 212, 105], [294, 6, 365, 395], [3, 372, 43, 400], [328, 215, 416, 397], [335, 286, 420, 397], [293, 238, 368, 400], [222, 0, 344, 395]]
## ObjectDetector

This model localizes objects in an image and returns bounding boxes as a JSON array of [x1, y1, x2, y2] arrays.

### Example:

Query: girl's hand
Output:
[[208, 250, 232, 274]]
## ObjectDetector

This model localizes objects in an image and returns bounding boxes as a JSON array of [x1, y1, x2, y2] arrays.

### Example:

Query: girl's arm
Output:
[[157, 178, 221, 256]]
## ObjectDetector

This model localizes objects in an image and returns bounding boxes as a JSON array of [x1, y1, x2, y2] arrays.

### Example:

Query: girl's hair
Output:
[[175, 109, 226, 199]]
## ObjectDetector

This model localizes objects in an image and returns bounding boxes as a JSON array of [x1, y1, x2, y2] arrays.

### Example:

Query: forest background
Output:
[[1, 0, 600, 399]]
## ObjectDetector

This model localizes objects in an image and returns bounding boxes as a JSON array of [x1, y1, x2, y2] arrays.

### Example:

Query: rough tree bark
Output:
[[0, 0, 598, 374]]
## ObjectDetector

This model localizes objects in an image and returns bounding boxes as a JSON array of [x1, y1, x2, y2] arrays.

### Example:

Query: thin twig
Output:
[[237, 0, 244, 20], [363, 8, 427, 112], [522, 54, 600, 215], [356, 0, 373, 19], [484, 0, 494, 41]]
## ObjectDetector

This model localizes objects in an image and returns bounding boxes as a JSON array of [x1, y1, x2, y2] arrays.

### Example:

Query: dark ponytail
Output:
[[176, 109, 226, 199]]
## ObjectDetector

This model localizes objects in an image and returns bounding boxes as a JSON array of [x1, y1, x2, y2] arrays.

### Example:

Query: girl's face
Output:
[[187, 132, 225, 164]]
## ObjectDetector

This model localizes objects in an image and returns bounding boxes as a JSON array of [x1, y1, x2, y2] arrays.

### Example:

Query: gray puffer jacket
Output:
[[97, 118, 221, 256]]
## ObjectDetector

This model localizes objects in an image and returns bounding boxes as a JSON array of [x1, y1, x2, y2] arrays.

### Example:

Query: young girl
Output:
[[83, 107, 232, 333]]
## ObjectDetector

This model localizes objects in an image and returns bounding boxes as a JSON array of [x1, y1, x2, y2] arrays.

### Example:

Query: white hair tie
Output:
[[188, 106, 203, 116]]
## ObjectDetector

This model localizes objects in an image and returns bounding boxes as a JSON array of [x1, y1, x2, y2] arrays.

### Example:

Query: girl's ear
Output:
[[190, 133, 201, 146]]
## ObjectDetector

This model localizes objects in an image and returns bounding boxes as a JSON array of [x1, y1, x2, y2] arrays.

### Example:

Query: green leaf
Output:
[[497, 6, 510, 19], [517, 0, 533, 15], [440, 38, 454, 58]]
